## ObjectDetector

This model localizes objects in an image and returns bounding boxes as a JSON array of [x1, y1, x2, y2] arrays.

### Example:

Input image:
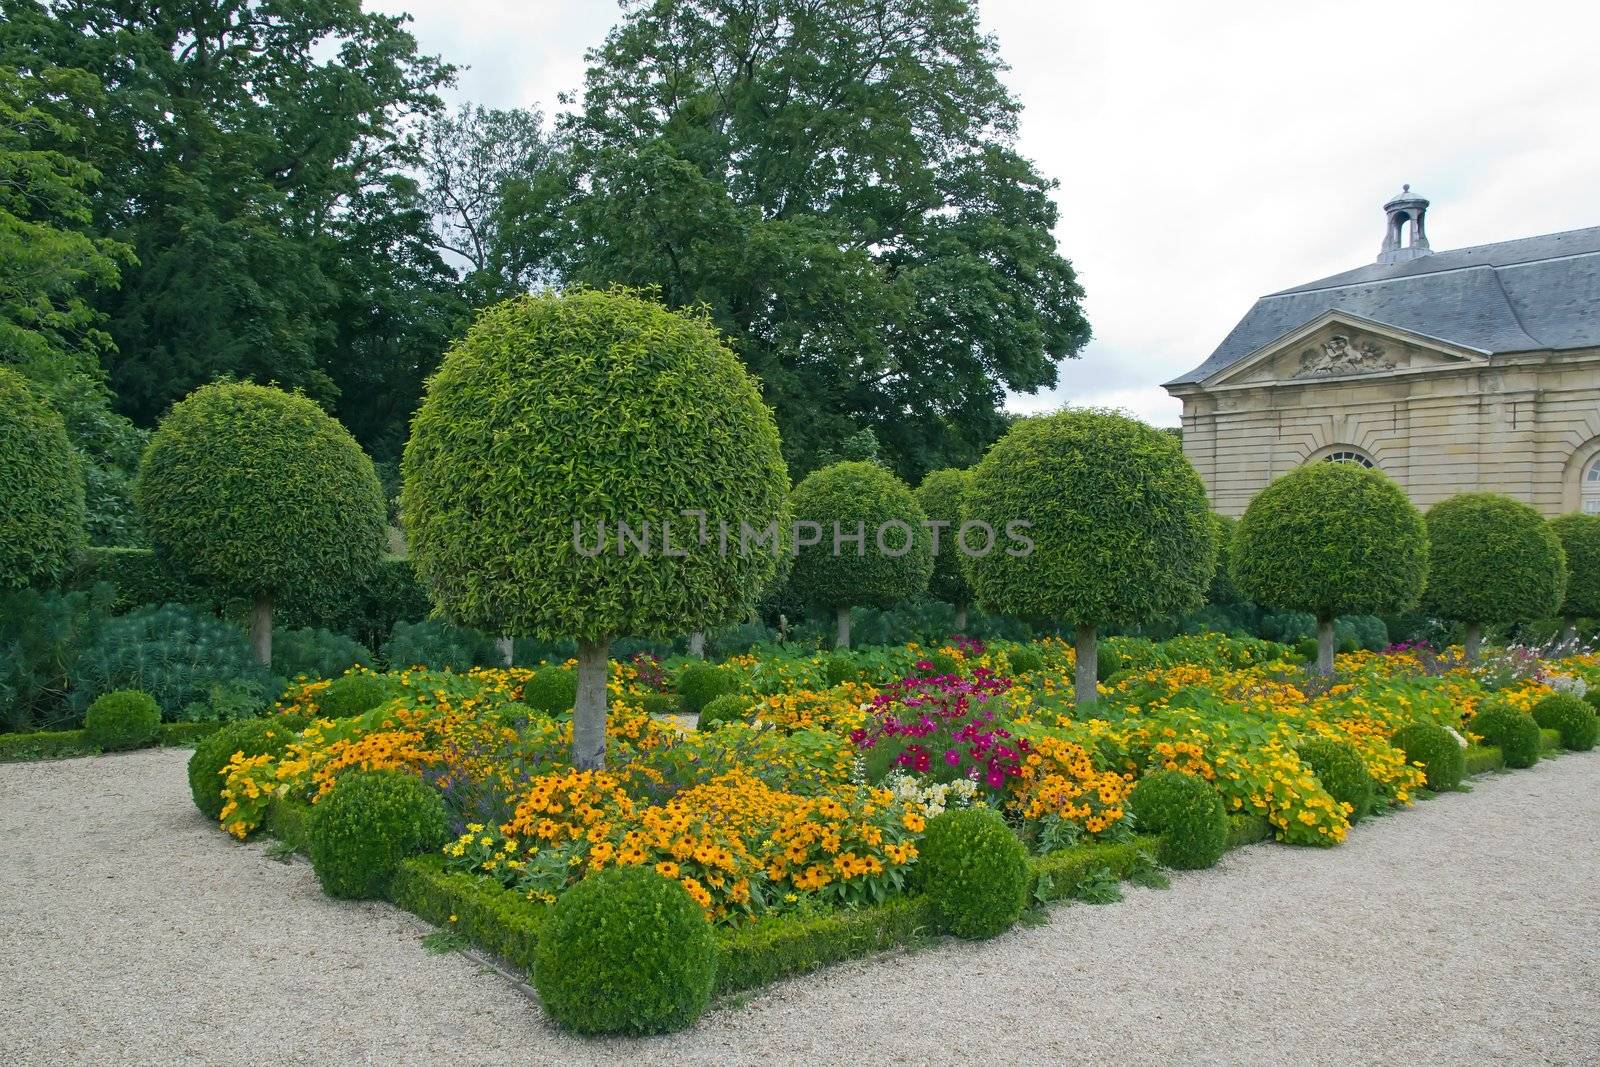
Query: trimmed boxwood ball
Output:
[[1469, 706, 1542, 769], [0, 366, 86, 589], [318, 673, 396, 719], [787, 460, 934, 649], [697, 692, 754, 730], [676, 662, 734, 713], [1548, 513, 1600, 622], [1296, 738, 1375, 822], [135, 382, 387, 666], [534, 865, 716, 1035], [523, 666, 578, 714], [402, 289, 789, 770], [188, 715, 307, 821], [1531, 693, 1598, 751], [915, 807, 1029, 939], [1390, 722, 1465, 791], [83, 690, 161, 752], [1127, 770, 1229, 870], [915, 467, 975, 621], [307, 769, 449, 899], [1232, 462, 1427, 675], [1423, 494, 1566, 659], [964, 409, 1215, 706], [1007, 646, 1045, 676]]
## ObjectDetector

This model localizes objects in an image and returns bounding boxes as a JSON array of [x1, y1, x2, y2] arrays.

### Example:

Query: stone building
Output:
[[1164, 188, 1600, 516]]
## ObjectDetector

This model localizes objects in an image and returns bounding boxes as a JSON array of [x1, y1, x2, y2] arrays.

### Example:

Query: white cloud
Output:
[[375, 0, 1600, 430]]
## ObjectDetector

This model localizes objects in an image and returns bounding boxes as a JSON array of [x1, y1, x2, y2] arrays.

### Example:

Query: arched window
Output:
[[1583, 455, 1600, 514], [1323, 449, 1375, 469]]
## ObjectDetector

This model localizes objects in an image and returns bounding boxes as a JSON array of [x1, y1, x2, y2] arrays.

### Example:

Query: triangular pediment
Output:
[[1202, 311, 1490, 389]]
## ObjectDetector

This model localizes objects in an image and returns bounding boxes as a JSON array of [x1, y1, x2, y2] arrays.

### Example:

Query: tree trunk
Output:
[[249, 594, 273, 667], [1464, 622, 1483, 662], [954, 601, 969, 633], [495, 635, 514, 667], [1074, 623, 1098, 708], [1316, 616, 1335, 676], [573, 638, 610, 770], [687, 631, 705, 658], [835, 605, 852, 649]]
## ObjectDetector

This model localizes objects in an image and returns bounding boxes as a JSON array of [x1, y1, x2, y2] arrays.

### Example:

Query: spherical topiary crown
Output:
[[1233, 461, 1427, 621], [915, 468, 974, 607], [135, 382, 386, 609], [964, 409, 1215, 626], [402, 288, 789, 641], [0, 367, 86, 589], [1547, 513, 1600, 619], [786, 460, 933, 610], [1423, 493, 1565, 626]]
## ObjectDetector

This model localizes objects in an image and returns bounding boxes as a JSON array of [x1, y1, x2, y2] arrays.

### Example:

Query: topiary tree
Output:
[[1232, 462, 1427, 675], [402, 289, 788, 769], [1423, 493, 1566, 661], [135, 382, 387, 666], [0, 366, 86, 589], [1127, 770, 1229, 870], [1547, 513, 1600, 640], [916, 467, 976, 632], [787, 460, 933, 649], [915, 807, 1030, 939], [964, 409, 1215, 706]]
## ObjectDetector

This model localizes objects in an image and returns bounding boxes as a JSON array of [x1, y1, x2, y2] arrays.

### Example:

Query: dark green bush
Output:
[[1293, 637, 1319, 663], [915, 807, 1029, 939], [1550, 513, 1600, 621], [523, 666, 577, 714], [1096, 648, 1123, 681], [69, 604, 272, 720], [307, 770, 449, 899], [272, 627, 372, 682], [82, 689, 161, 752], [177, 679, 271, 723], [676, 662, 734, 713], [380, 619, 499, 672], [0, 584, 114, 732], [69, 546, 196, 612], [317, 673, 397, 719], [640, 693, 680, 718], [821, 652, 858, 687], [1531, 693, 1598, 751], [1424, 494, 1566, 634], [1391, 722, 1465, 791], [1007, 646, 1045, 676], [1206, 513, 1242, 605], [698, 692, 754, 730], [1296, 738, 1375, 822], [1127, 770, 1228, 869], [1469, 706, 1541, 769], [533, 866, 716, 1035], [188, 715, 306, 821], [0, 366, 86, 590]]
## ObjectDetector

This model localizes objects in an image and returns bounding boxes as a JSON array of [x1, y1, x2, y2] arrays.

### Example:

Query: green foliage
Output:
[[1206, 514, 1243, 605], [1530, 693, 1598, 751], [68, 604, 271, 720], [916, 468, 974, 609], [0, 367, 86, 588], [318, 673, 398, 719], [1296, 738, 1376, 822], [1127, 771, 1229, 870], [714, 894, 934, 996], [272, 628, 372, 683], [178, 679, 271, 724], [1548, 513, 1600, 619], [523, 667, 578, 715], [0, 728, 95, 763], [1391, 723, 1465, 791], [1233, 462, 1427, 621], [916, 808, 1029, 939], [964, 410, 1215, 627], [0, 584, 114, 731], [389, 854, 548, 979], [640, 693, 681, 718], [188, 716, 306, 821], [307, 770, 449, 899], [70, 547, 193, 611], [786, 460, 934, 612], [698, 693, 755, 730], [676, 662, 735, 713], [1006, 646, 1045, 676], [82, 689, 161, 751], [533, 866, 716, 1035], [135, 382, 388, 623], [380, 619, 499, 672], [1468, 706, 1541, 769], [1026, 837, 1162, 903], [1423, 494, 1566, 626]]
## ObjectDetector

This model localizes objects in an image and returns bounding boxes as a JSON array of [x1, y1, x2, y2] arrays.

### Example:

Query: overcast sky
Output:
[[374, 0, 1600, 426]]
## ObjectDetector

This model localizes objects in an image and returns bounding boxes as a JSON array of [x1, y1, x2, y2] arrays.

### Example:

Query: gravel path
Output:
[[1, 747, 1596, 1066]]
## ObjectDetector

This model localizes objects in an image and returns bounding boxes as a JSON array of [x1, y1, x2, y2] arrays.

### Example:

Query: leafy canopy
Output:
[[786, 460, 934, 611], [1423, 493, 1565, 626], [0, 366, 85, 588], [916, 468, 975, 607], [1232, 462, 1427, 621], [1548, 513, 1600, 619]]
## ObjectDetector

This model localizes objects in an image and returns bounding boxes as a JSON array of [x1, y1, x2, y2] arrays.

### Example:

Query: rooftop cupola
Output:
[[1378, 184, 1433, 264]]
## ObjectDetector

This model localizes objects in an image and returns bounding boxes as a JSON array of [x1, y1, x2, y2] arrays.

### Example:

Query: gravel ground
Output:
[[1, 746, 1596, 1066]]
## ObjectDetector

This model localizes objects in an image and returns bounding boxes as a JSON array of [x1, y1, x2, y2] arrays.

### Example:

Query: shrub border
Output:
[[0, 720, 223, 763]]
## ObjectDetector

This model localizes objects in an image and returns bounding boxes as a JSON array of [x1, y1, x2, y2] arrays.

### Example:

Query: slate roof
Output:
[[1166, 225, 1600, 386]]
